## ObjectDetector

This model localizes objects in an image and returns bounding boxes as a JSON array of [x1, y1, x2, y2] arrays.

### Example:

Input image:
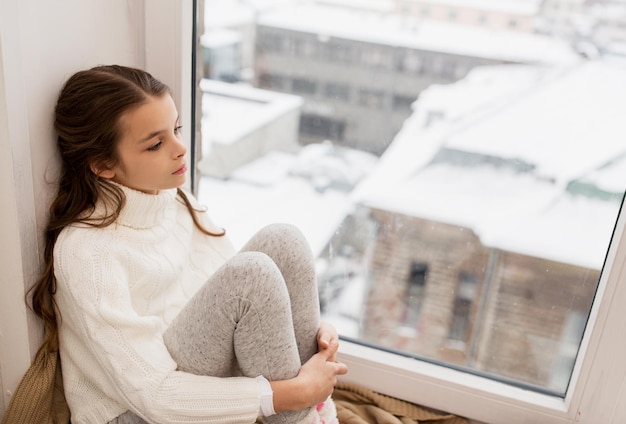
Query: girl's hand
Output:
[[294, 340, 348, 408], [270, 331, 348, 412], [317, 321, 340, 362]]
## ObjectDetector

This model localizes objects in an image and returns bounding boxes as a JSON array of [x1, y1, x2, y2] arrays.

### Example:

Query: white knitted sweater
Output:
[[54, 184, 262, 424]]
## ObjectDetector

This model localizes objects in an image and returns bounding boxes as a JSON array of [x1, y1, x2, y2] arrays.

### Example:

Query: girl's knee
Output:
[[259, 223, 305, 242], [224, 252, 285, 285], [229, 250, 276, 270]]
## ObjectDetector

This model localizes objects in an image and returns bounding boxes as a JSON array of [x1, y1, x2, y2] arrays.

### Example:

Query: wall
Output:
[[0, 0, 192, 414]]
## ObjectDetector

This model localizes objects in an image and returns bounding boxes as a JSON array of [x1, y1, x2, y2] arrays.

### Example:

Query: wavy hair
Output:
[[30, 65, 223, 353]]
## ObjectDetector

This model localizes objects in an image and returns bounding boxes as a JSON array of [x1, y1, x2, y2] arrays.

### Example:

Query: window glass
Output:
[[197, 0, 626, 396]]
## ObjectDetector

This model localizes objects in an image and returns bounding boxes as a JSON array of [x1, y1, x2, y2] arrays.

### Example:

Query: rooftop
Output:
[[258, 3, 580, 64]]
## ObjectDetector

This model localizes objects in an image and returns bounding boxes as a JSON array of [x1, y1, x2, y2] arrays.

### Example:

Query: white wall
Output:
[[0, 0, 192, 414]]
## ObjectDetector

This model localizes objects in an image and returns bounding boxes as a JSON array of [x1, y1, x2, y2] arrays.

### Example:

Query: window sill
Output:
[[337, 340, 573, 424]]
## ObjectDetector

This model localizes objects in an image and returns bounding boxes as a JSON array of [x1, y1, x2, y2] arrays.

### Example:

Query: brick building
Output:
[[318, 60, 625, 393], [357, 208, 599, 391]]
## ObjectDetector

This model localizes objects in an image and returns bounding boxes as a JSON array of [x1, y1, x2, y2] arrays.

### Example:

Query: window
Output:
[[300, 113, 345, 141], [448, 272, 477, 345], [357, 89, 384, 108], [325, 82, 351, 102], [196, 1, 626, 422], [258, 73, 287, 90], [392, 94, 416, 111], [402, 262, 428, 331], [292, 77, 317, 95]]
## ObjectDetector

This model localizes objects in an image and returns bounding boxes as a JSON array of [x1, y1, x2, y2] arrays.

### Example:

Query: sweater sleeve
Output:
[[54, 229, 260, 424]]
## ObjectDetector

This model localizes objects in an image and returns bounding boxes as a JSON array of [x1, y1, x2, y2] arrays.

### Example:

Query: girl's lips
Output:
[[173, 164, 187, 175]]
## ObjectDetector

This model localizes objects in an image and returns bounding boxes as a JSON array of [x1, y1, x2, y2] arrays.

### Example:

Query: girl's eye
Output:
[[147, 141, 162, 151], [174, 125, 183, 135]]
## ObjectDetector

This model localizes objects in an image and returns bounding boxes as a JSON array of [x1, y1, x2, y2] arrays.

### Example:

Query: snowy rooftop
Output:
[[352, 59, 626, 269], [204, 0, 255, 29], [442, 62, 626, 184], [198, 59, 624, 269], [200, 79, 302, 148], [314, 0, 395, 13], [201, 29, 241, 49], [415, 0, 542, 15], [258, 3, 580, 64], [198, 149, 359, 255]]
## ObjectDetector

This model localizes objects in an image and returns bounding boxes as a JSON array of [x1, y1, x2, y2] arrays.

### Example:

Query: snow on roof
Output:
[[198, 153, 355, 255], [353, 59, 626, 268], [443, 60, 626, 184], [582, 153, 626, 195], [314, 0, 395, 13], [258, 3, 580, 64], [204, 0, 255, 29], [200, 79, 302, 148], [201, 29, 242, 49], [416, 0, 542, 15]]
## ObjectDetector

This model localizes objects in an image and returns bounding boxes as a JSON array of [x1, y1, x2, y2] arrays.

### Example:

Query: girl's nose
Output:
[[173, 137, 187, 158]]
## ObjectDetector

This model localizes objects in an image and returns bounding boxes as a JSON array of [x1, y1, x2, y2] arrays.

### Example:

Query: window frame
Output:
[[336, 207, 626, 424], [193, 4, 626, 424]]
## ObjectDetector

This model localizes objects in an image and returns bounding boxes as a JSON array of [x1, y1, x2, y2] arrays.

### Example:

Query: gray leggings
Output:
[[109, 224, 320, 424]]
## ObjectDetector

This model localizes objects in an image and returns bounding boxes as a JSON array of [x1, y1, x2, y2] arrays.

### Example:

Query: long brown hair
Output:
[[31, 65, 223, 353]]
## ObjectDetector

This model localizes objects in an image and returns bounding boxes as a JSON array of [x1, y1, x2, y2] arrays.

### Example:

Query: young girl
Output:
[[30, 65, 348, 424]]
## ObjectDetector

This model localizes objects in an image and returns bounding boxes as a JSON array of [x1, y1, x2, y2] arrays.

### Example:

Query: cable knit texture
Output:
[[54, 184, 263, 424]]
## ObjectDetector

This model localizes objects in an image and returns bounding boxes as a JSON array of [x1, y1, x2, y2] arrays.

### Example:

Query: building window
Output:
[[258, 73, 287, 90], [300, 113, 346, 140], [448, 272, 478, 345], [325, 82, 351, 102], [393, 94, 416, 111], [402, 262, 428, 330], [293, 77, 317, 95], [358, 89, 384, 108]]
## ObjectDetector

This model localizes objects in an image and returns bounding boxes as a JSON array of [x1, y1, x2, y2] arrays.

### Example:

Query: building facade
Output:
[[254, 23, 508, 154], [355, 208, 599, 392]]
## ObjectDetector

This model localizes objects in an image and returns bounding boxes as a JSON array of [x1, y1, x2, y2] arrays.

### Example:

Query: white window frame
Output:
[[2, 1, 624, 422], [331, 143, 626, 423], [194, 5, 626, 424]]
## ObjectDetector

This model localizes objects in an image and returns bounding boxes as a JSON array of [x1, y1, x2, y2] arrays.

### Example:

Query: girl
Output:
[[30, 65, 348, 424]]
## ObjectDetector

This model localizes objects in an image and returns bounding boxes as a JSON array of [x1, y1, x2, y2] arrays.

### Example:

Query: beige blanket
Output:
[[333, 381, 468, 424]]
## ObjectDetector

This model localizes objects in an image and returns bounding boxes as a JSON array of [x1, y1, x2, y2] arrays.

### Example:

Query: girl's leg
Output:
[[163, 224, 321, 423], [239, 224, 320, 366]]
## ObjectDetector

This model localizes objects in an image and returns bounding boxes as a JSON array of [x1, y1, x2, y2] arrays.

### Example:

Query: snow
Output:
[[200, 79, 302, 148], [352, 59, 626, 269], [258, 3, 580, 65], [582, 153, 626, 194], [199, 59, 625, 269], [201, 29, 242, 49], [416, 0, 542, 15], [197, 151, 358, 255], [443, 61, 626, 184], [197, 1, 624, 271]]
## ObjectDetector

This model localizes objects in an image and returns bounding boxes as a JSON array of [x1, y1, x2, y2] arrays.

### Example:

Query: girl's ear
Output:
[[89, 161, 115, 179]]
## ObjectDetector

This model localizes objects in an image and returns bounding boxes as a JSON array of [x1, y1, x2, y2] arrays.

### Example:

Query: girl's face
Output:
[[106, 94, 188, 194]]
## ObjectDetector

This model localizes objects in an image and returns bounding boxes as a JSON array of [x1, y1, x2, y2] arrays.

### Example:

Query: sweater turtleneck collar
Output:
[[118, 184, 178, 229], [92, 183, 178, 230]]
